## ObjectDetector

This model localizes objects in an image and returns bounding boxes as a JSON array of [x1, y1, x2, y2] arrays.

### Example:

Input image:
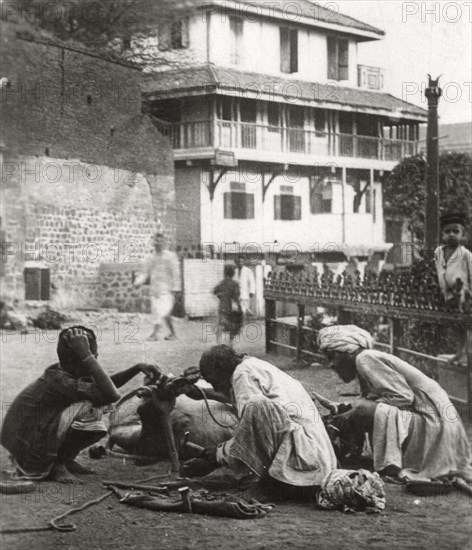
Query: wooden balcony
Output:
[[159, 120, 418, 163]]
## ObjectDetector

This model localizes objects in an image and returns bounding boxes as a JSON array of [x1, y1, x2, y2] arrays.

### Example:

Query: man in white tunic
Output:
[[234, 258, 256, 316], [184, 345, 337, 487], [134, 233, 180, 341]]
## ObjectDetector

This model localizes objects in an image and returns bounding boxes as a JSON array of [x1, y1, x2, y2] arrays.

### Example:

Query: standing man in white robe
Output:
[[134, 232, 180, 341], [234, 257, 256, 316]]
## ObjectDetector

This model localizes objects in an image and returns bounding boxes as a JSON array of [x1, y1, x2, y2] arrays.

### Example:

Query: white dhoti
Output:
[[151, 291, 174, 325]]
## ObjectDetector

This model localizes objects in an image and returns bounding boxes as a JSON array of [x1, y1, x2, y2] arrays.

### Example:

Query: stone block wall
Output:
[[99, 264, 151, 313], [0, 21, 175, 310]]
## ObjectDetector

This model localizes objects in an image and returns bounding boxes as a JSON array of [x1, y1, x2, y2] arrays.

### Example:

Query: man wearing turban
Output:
[[318, 325, 472, 482]]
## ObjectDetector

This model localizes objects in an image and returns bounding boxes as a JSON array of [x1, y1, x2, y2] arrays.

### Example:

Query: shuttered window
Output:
[[230, 15, 244, 65], [327, 37, 349, 81], [224, 192, 255, 219], [274, 195, 302, 220], [159, 17, 189, 51], [280, 27, 298, 73]]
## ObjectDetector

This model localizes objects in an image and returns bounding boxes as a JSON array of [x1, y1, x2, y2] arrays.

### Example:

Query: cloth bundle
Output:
[[317, 469, 386, 513]]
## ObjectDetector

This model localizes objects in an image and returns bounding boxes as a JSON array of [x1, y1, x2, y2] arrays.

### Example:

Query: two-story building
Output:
[[128, 0, 427, 262]]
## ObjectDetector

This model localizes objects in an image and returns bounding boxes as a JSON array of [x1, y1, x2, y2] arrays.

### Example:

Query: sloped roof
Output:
[[173, 0, 384, 37], [143, 65, 427, 119]]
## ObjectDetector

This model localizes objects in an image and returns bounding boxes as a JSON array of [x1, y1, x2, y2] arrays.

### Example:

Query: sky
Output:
[[332, 0, 472, 123]]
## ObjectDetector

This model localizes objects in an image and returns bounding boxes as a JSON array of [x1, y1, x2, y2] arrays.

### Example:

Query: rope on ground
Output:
[[0, 490, 114, 534], [195, 386, 238, 429]]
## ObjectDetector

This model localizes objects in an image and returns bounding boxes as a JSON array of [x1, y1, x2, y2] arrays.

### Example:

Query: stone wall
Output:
[[0, 21, 175, 310], [99, 264, 151, 313]]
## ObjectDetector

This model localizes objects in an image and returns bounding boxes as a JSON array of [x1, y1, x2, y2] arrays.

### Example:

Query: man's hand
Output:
[[139, 363, 162, 383], [67, 328, 92, 360]]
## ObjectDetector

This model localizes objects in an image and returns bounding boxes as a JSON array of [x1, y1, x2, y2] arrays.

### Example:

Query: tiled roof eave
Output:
[[144, 84, 427, 120]]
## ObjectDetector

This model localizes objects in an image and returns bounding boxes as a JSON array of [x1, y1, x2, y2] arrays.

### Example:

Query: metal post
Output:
[[265, 298, 276, 354], [389, 317, 402, 355], [424, 75, 442, 255], [296, 303, 305, 359]]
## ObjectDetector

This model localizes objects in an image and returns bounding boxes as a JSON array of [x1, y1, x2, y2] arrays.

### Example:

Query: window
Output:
[[224, 192, 255, 219], [310, 177, 333, 214], [229, 15, 244, 65], [327, 37, 349, 81], [274, 194, 302, 220], [158, 17, 189, 51], [24, 267, 50, 300], [280, 27, 298, 73]]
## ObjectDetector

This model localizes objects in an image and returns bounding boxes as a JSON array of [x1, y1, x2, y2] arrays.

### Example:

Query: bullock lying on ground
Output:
[[106, 385, 237, 463]]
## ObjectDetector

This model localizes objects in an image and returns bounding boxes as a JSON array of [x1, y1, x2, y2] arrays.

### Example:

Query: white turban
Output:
[[318, 325, 374, 354]]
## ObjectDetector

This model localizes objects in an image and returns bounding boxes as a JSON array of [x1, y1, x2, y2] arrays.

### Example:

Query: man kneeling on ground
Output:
[[183, 345, 337, 491], [1, 326, 159, 484]]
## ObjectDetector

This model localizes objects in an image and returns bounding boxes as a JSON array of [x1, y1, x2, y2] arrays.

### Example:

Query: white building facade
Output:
[[133, 0, 427, 261]]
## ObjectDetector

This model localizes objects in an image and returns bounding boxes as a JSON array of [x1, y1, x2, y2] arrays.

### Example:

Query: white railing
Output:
[[161, 120, 418, 162]]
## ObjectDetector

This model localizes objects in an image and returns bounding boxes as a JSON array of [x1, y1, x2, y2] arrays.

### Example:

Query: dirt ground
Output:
[[1, 316, 471, 550]]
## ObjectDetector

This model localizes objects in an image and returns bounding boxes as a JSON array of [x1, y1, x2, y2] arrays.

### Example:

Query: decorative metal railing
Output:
[[264, 260, 472, 406], [265, 263, 471, 318]]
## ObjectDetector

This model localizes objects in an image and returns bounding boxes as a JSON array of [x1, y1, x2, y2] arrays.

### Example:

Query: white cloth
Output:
[[234, 266, 256, 301], [150, 292, 174, 324], [357, 350, 472, 481], [434, 245, 472, 302], [318, 325, 374, 354]]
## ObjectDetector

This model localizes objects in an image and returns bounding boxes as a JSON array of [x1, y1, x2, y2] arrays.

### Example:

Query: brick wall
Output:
[[0, 22, 175, 309]]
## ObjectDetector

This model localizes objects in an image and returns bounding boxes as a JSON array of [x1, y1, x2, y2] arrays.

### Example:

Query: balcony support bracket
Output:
[[208, 168, 229, 201], [262, 169, 284, 202]]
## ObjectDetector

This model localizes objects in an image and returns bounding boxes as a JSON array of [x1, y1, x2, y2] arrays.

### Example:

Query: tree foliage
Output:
[[11, 0, 196, 48], [383, 152, 472, 242]]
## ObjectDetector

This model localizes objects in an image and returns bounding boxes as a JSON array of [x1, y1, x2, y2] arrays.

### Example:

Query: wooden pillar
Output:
[[341, 166, 347, 244], [389, 317, 402, 355], [265, 298, 276, 354], [296, 303, 305, 359]]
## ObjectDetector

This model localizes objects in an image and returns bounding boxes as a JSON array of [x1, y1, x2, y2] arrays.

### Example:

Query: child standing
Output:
[[214, 264, 243, 347], [434, 212, 472, 364], [434, 213, 472, 305]]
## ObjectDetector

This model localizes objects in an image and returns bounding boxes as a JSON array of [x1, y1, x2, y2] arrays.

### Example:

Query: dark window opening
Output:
[[268, 103, 280, 130], [24, 267, 50, 301], [327, 37, 349, 81], [274, 194, 302, 220], [310, 177, 333, 214], [314, 109, 326, 132], [159, 17, 189, 51], [280, 27, 298, 73], [224, 192, 255, 219], [357, 114, 378, 137]]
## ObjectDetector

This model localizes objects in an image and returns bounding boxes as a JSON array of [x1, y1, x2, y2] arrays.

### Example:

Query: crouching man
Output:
[[1, 326, 158, 484], [183, 345, 337, 490]]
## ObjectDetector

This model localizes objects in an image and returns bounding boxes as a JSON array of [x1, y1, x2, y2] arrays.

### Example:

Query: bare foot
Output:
[[147, 334, 159, 342], [66, 460, 95, 475], [164, 334, 177, 341], [50, 463, 84, 484]]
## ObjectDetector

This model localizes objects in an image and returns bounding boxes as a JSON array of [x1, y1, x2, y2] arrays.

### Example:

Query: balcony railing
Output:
[[160, 120, 418, 162]]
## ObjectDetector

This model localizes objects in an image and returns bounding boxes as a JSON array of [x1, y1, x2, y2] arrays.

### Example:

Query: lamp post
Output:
[[424, 75, 442, 254]]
